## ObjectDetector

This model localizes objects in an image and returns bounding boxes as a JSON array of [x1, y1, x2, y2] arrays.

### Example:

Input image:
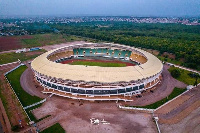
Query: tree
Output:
[[193, 74, 200, 86], [171, 68, 181, 78]]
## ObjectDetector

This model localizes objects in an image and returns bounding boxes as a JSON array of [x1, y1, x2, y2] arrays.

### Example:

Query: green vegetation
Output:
[[21, 34, 84, 48], [22, 34, 66, 47], [26, 103, 50, 122], [5, 65, 49, 122], [168, 67, 200, 85], [52, 22, 200, 70], [40, 123, 65, 133], [133, 87, 186, 109], [0, 49, 46, 64], [170, 68, 181, 78], [69, 60, 126, 67], [11, 125, 20, 132], [157, 55, 182, 65], [26, 103, 43, 121], [6, 65, 42, 107]]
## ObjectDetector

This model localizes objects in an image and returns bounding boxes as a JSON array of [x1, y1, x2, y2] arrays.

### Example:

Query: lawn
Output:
[[6, 65, 42, 107], [168, 67, 200, 85], [69, 60, 126, 67], [133, 87, 186, 109], [6, 65, 44, 121], [40, 123, 65, 133], [0, 49, 46, 65]]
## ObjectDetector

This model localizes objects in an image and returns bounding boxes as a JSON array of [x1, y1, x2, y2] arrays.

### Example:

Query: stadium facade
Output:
[[31, 43, 163, 101]]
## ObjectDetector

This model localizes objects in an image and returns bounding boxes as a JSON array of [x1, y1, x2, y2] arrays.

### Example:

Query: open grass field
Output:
[[0, 49, 46, 65], [21, 34, 85, 48], [6, 65, 42, 107], [6, 65, 44, 121], [133, 87, 186, 109], [69, 60, 127, 67], [168, 67, 200, 85], [21, 34, 66, 47], [40, 123, 65, 133]]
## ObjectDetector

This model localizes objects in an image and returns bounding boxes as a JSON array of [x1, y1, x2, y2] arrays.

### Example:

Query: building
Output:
[[31, 43, 163, 101]]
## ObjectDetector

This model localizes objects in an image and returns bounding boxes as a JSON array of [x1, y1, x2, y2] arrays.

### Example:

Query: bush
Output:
[[188, 72, 199, 78], [11, 125, 19, 131], [171, 68, 181, 78]]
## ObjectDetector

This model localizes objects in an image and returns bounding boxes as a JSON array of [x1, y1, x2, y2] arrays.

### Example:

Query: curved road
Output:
[[127, 64, 187, 106], [20, 64, 46, 98]]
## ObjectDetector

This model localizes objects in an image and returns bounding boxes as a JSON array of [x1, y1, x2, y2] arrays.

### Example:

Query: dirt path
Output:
[[125, 64, 187, 106], [0, 49, 17, 54]]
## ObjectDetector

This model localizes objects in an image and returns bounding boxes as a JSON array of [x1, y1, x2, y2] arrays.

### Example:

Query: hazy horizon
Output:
[[0, 0, 200, 17]]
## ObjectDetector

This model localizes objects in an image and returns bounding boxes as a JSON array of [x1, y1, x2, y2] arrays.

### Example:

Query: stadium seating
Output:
[[113, 50, 119, 58], [130, 52, 147, 63]]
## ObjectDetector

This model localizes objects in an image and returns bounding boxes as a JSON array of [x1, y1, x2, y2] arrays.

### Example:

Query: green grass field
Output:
[[6, 65, 42, 107], [40, 123, 65, 133], [69, 60, 126, 67], [0, 49, 46, 65], [168, 67, 200, 85], [132, 87, 186, 109], [6, 65, 43, 121]]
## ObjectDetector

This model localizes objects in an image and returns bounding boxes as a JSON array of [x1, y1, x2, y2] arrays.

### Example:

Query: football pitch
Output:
[[69, 60, 127, 67]]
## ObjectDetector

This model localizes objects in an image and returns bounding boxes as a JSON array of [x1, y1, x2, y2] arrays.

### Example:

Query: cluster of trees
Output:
[[170, 68, 181, 78], [51, 22, 200, 70]]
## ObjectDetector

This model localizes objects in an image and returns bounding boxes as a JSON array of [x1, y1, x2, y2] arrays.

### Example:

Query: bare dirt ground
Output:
[[42, 41, 86, 51], [0, 62, 30, 132], [0, 38, 85, 54], [0, 36, 22, 51], [17, 45, 198, 133], [124, 64, 187, 106], [0, 35, 33, 52], [160, 106, 200, 133], [21, 63, 188, 133], [61, 58, 136, 66], [25, 51, 44, 56], [33, 96, 157, 133], [162, 52, 176, 60], [155, 86, 200, 124]]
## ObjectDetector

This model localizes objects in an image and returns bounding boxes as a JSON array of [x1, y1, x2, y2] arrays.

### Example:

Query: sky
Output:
[[0, 0, 200, 17]]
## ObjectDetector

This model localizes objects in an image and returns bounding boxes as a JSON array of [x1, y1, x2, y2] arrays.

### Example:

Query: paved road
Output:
[[0, 49, 16, 54], [166, 62, 200, 74], [127, 64, 187, 106], [20, 64, 46, 98], [41, 41, 86, 51]]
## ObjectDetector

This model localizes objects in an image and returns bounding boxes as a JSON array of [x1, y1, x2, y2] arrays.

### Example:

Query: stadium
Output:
[[31, 43, 163, 101]]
